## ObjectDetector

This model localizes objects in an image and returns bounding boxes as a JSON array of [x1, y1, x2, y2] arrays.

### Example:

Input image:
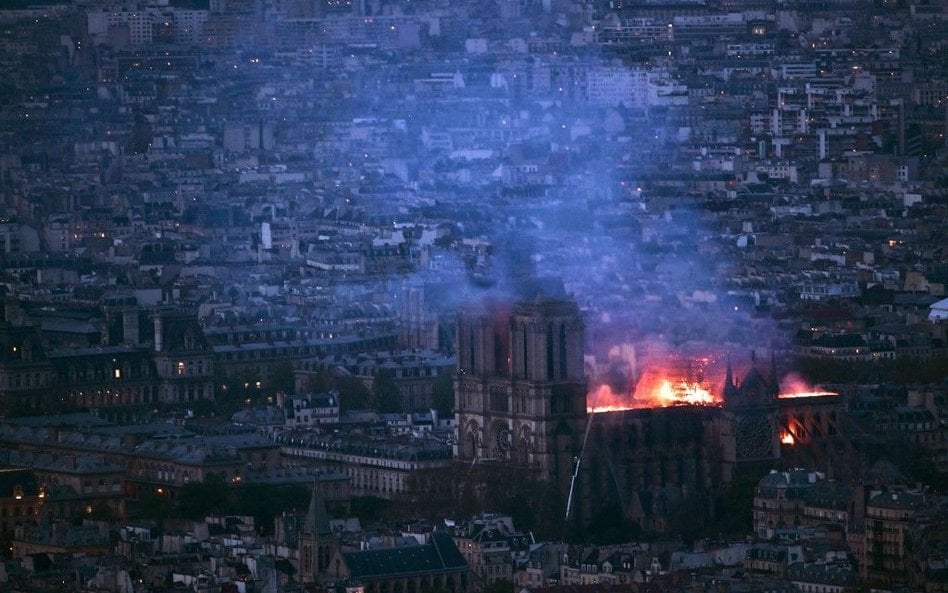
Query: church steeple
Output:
[[299, 476, 335, 584], [303, 476, 331, 538], [723, 356, 738, 401]]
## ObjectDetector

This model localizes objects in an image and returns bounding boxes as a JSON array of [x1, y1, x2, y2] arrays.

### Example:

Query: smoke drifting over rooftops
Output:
[[457, 177, 800, 407]]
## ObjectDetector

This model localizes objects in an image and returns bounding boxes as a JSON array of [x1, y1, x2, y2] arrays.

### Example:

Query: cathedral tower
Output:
[[722, 352, 781, 475], [455, 297, 587, 495]]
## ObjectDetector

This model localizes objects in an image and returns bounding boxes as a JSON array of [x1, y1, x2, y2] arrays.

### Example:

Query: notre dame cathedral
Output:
[[454, 295, 786, 530], [455, 297, 587, 497]]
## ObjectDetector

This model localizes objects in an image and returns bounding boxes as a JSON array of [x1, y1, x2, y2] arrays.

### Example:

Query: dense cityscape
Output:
[[0, 0, 947, 591]]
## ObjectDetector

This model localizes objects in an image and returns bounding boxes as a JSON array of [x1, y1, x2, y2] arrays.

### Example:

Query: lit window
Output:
[[114, 369, 122, 379], [177, 362, 185, 376]]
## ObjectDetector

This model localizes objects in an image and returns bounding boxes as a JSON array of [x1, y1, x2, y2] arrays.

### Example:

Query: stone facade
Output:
[[455, 298, 587, 496]]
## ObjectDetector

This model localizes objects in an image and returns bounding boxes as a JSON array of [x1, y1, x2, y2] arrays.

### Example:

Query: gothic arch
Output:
[[489, 420, 512, 460], [462, 420, 481, 459]]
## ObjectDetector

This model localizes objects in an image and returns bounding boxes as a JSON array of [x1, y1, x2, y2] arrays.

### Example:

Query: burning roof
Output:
[[586, 345, 839, 414]]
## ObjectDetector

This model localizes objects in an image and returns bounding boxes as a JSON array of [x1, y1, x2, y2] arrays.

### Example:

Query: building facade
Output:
[[455, 298, 587, 495]]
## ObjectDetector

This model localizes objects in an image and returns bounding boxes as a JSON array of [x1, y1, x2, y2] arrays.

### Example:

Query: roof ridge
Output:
[[431, 531, 446, 568]]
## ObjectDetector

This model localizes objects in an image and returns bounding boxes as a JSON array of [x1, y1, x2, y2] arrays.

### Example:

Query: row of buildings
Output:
[[0, 0, 947, 590]]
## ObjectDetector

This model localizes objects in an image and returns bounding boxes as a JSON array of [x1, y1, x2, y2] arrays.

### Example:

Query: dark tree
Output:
[[177, 475, 232, 519], [705, 472, 760, 538], [371, 369, 403, 414], [233, 484, 310, 534], [431, 372, 455, 417], [131, 111, 153, 154], [270, 360, 296, 394], [137, 490, 173, 526], [303, 369, 330, 393], [334, 375, 371, 411]]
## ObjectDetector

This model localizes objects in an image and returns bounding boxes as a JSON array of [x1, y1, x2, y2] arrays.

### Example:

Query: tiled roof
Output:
[[344, 531, 468, 580]]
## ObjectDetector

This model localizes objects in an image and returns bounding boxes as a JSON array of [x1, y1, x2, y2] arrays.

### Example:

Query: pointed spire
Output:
[[723, 355, 738, 402], [304, 475, 332, 537], [769, 350, 780, 396]]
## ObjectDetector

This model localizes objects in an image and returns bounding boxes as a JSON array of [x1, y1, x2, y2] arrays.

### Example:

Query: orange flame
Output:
[[780, 430, 795, 445], [778, 373, 839, 399], [778, 391, 839, 399], [587, 384, 634, 413], [586, 349, 841, 413], [587, 361, 723, 413], [780, 373, 812, 395]]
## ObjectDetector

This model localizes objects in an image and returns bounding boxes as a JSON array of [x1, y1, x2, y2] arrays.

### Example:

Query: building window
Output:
[[177, 361, 185, 376], [114, 368, 122, 379]]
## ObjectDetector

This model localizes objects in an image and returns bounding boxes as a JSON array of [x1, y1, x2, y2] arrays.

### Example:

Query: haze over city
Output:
[[0, 0, 947, 592]]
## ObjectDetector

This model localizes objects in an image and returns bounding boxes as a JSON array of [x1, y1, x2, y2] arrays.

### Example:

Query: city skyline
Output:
[[0, 0, 946, 591]]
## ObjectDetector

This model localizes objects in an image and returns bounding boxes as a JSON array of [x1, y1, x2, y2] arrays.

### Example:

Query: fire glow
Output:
[[777, 373, 839, 399], [587, 358, 723, 413], [778, 391, 839, 399], [586, 352, 840, 414]]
